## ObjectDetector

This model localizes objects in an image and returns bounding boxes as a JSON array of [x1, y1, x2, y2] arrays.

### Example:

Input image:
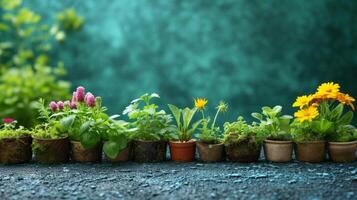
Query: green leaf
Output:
[[60, 115, 75, 130], [331, 103, 344, 120], [251, 112, 263, 121], [79, 121, 91, 134], [337, 111, 353, 126], [311, 119, 334, 134], [103, 135, 128, 159], [168, 104, 181, 128], [272, 105, 282, 114], [80, 131, 100, 148], [182, 107, 196, 130]]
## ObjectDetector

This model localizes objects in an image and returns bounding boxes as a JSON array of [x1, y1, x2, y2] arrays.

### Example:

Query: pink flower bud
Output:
[[85, 92, 96, 107], [49, 101, 58, 112], [57, 101, 64, 110], [3, 118, 14, 123], [70, 101, 77, 109], [72, 92, 77, 102], [76, 86, 85, 102], [64, 100, 70, 107]]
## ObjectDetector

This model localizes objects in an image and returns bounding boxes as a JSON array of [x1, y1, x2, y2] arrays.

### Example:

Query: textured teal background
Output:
[[29, 0, 357, 124]]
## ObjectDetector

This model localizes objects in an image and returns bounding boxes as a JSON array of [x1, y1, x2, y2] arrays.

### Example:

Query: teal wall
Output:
[[30, 0, 357, 124]]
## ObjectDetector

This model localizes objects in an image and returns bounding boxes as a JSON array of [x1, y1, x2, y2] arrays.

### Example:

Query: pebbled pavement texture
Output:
[[0, 161, 357, 200]]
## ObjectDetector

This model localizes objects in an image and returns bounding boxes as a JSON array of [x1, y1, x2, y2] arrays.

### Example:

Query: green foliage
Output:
[[123, 93, 174, 141], [102, 120, 137, 159], [252, 105, 292, 141], [0, 0, 82, 128], [168, 104, 200, 142], [196, 101, 228, 144], [0, 119, 31, 139], [223, 116, 267, 147]]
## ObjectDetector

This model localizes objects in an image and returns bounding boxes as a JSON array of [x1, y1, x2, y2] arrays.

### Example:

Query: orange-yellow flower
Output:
[[315, 82, 340, 99], [293, 95, 313, 108], [337, 93, 355, 110], [194, 98, 208, 110], [294, 106, 319, 123]]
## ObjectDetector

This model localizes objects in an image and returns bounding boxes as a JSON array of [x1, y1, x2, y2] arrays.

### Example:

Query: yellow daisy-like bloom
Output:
[[194, 98, 208, 110], [294, 106, 319, 123], [293, 95, 313, 108], [337, 93, 355, 110], [315, 82, 340, 99]]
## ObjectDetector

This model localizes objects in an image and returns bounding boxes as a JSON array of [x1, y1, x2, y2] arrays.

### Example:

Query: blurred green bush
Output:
[[0, 0, 83, 127]]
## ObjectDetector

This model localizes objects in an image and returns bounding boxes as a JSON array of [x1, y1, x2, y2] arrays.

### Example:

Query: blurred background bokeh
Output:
[[1, 0, 357, 127]]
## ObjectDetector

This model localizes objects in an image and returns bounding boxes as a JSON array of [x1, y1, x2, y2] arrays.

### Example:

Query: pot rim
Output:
[[0, 134, 32, 140], [169, 139, 196, 144], [196, 141, 224, 146], [133, 139, 167, 143], [32, 136, 68, 141], [328, 140, 357, 145], [296, 140, 326, 144], [264, 139, 292, 144]]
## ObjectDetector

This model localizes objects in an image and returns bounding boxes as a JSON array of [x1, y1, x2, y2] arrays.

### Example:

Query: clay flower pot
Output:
[[264, 139, 293, 163], [105, 144, 132, 163], [133, 140, 167, 162], [225, 142, 261, 162], [328, 141, 357, 162], [197, 141, 225, 162], [33, 137, 70, 164], [169, 140, 196, 162], [70, 141, 102, 163], [295, 141, 326, 163], [0, 136, 32, 164]]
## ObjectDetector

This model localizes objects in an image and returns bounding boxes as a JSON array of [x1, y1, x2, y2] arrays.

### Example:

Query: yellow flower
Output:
[[293, 95, 313, 108], [294, 106, 319, 123], [194, 98, 208, 110], [315, 82, 340, 99], [337, 93, 355, 110]]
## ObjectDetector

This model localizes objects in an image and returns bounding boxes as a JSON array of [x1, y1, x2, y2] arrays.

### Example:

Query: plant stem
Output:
[[211, 108, 220, 130]]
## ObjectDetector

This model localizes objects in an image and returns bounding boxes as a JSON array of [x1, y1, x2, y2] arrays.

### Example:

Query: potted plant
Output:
[[102, 120, 137, 163], [328, 125, 357, 162], [0, 118, 32, 164], [252, 106, 293, 162], [196, 100, 228, 162], [292, 82, 355, 163], [123, 93, 174, 162], [223, 116, 266, 162], [32, 99, 72, 164], [167, 104, 201, 162], [60, 86, 117, 163]]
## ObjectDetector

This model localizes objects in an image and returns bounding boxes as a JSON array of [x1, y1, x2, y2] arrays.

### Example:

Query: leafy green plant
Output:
[[0, 118, 31, 139], [0, 0, 83, 127], [32, 99, 73, 139], [196, 101, 228, 144], [123, 93, 174, 141], [251, 105, 292, 141], [102, 120, 137, 159], [223, 116, 267, 147], [168, 104, 200, 142]]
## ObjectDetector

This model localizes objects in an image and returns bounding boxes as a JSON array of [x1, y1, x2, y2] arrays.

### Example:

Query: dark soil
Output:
[[0, 161, 357, 200]]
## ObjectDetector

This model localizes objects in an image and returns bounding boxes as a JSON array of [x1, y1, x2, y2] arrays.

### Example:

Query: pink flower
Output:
[[85, 92, 96, 107], [70, 101, 77, 109], [3, 118, 14, 123], [76, 86, 85, 102], [57, 101, 64, 110], [49, 101, 58, 112]]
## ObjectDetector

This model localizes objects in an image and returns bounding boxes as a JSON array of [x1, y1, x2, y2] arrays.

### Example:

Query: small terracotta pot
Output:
[[105, 144, 132, 163], [33, 137, 70, 164], [169, 140, 196, 162], [133, 140, 167, 162], [295, 141, 326, 163], [0, 136, 32, 164], [264, 139, 293, 163], [70, 141, 102, 163], [197, 141, 225, 162], [328, 141, 357, 162], [225, 142, 261, 162]]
